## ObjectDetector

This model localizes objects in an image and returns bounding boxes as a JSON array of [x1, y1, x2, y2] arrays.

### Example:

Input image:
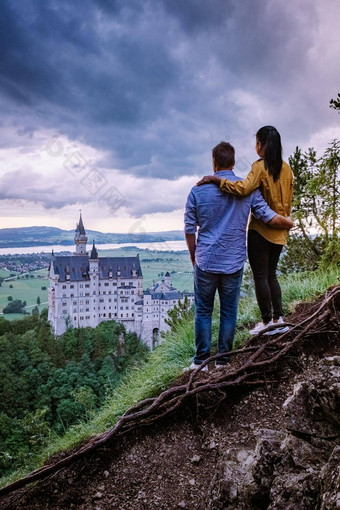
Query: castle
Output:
[[48, 214, 194, 348]]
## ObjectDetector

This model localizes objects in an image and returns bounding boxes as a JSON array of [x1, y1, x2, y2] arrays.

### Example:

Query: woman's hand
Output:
[[196, 175, 221, 186]]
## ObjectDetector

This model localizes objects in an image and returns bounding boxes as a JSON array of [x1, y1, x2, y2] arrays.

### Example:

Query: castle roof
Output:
[[51, 255, 142, 282], [90, 240, 98, 260], [77, 213, 86, 235], [51, 255, 89, 281], [151, 291, 182, 301]]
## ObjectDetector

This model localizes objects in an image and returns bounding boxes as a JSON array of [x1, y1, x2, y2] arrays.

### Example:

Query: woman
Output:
[[198, 126, 293, 335]]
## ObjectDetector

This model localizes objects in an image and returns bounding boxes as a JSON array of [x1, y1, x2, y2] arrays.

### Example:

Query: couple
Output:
[[184, 126, 293, 371]]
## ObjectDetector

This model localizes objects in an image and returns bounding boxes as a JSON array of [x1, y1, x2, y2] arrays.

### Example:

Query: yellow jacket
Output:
[[219, 159, 293, 245]]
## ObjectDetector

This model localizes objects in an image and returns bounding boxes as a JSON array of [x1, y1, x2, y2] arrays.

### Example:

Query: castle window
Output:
[[121, 282, 125, 286], [132, 313, 134, 317], [86, 316, 90, 319], [85, 300, 89, 304], [85, 284, 90, 288], [104, 283, 109, 287], [85, 293, 90, 296], [74, 317, 77, 321], [70, 285, 74, 289], [62, 285, 66, 289], [62, 309, 67, 314], [70, 294, 74, 297], [73, 301, 77, 305], [63, 293, 66, 298]]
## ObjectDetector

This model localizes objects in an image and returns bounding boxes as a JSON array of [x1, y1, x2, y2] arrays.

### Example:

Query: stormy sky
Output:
[[0, 0, 339, 233]]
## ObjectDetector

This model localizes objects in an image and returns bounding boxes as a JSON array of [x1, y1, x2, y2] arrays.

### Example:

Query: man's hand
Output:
[[197, 175, 221, 186], [268, 215, 294, 230], [185, 233, 196, 266]]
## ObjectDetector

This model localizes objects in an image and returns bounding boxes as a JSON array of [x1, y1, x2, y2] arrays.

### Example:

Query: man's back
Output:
[[184, 170, 274, 274]]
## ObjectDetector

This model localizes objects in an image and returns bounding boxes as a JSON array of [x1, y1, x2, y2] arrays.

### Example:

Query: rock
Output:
[[178, 501, 186, 508], [205, 447, 255, 509], [283, 360, 340, 438], [323, 356, 340, 366], [209, 440, 217, 449], [319, 446, 340, 510], [189, 478, 195, 486], [93, 492, 103, 499], [103, 470, 109, 478], [268, 471, 319, 510], [205, 358, 340, 509], [191, 455, 201, 463]]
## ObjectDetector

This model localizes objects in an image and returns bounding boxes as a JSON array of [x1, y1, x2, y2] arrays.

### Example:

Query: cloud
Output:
[[0, 0, 339, 228]]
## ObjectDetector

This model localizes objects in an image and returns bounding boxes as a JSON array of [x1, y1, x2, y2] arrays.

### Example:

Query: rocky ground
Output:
[[0, 292, 339, 510]]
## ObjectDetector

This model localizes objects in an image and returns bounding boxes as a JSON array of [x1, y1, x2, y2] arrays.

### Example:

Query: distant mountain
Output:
[[0, 226, 184, 248]]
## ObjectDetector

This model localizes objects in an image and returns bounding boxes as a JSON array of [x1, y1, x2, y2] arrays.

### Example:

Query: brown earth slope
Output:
[[0, 287, 339, 510]]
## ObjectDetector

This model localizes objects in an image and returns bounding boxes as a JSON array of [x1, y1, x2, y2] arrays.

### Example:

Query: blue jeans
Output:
[[194, 265, 243, 365]]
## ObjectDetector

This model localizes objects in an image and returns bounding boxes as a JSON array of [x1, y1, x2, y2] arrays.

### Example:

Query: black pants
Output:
[[247, 229, 284, 323]]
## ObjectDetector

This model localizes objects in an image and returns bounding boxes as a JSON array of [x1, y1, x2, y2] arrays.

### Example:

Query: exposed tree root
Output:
[[0, 285, 339, 499]]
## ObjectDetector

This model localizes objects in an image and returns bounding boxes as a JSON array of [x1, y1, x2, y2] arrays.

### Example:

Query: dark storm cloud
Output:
[[0, 0, 338, 195]]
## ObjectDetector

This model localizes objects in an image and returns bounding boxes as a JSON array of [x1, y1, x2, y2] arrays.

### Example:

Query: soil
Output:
[[0, 294, 339, 510]]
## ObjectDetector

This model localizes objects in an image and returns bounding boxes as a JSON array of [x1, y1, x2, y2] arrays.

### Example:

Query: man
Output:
[[184, 142, 293, 371]]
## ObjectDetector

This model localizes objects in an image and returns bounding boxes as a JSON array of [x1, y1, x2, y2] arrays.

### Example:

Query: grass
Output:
[[0, 264, 339, 489], [0, 269, 48, 319]]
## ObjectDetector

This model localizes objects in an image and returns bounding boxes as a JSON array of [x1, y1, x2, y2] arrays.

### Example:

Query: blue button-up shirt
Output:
[[184, 170, 276, 274]]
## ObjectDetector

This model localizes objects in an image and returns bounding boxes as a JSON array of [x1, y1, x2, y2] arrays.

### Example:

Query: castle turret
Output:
[[74, 212, 88, 255], [164, 271, 171, 288], [89, 240, 99, 273]]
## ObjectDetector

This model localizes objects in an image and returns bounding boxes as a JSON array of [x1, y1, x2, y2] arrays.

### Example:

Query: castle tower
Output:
[[74, 212, 88, 255], [89, 240, 99, 273]]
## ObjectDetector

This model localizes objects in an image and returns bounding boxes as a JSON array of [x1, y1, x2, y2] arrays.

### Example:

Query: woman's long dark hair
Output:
[[256, 126, 282, 182]]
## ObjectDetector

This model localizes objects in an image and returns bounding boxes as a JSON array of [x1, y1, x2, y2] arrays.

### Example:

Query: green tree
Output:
[[330, 93, 340, 111], [281, 140, 340, 272], [37, 296, 41, 305], [3, 299, 27, 314]]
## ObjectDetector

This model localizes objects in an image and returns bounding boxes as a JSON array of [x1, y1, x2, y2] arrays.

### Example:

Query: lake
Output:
[[0, 240, 188, 256]]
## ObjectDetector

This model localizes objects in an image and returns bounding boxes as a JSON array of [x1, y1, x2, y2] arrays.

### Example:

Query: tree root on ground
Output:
[[0, 285, 339, 499]]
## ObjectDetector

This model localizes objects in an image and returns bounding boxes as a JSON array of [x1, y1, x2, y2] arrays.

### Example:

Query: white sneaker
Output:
[[249, 320, 273, 335], [264, 317, 289, 336], [183, 362, 208, 372]]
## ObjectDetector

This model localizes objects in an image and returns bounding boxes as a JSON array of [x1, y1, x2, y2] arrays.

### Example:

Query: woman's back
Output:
[[249, 158, 293, 245]]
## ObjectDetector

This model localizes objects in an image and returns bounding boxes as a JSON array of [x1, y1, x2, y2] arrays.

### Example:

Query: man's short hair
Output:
[[212, 142, 235, 169]]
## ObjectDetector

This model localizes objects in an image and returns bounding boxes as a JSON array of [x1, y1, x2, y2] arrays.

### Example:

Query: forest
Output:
[[0, 312, 148, 478]]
